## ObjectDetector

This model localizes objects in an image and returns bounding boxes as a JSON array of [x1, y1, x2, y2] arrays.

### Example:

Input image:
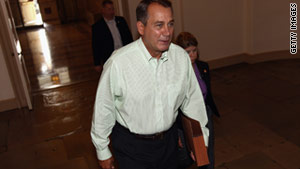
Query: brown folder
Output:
[[181, 114, 210, 167]]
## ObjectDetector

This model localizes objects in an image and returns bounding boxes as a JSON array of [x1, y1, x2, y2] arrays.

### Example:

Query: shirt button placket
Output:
[[156, 60, 164, 130]]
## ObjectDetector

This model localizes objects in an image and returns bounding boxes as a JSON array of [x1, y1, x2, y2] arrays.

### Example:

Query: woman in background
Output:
[[176, 32, 220, 169]]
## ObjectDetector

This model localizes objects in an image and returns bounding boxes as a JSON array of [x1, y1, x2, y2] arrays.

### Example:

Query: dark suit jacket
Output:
[[92, 16, 133, 66], [195, 60, 220, 117]]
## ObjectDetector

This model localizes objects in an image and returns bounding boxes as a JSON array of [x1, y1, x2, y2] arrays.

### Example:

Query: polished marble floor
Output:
[[0, 22, 300, 169]]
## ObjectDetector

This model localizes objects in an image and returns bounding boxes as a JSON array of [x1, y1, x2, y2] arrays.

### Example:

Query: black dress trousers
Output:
[[111, 123, 179, 169]]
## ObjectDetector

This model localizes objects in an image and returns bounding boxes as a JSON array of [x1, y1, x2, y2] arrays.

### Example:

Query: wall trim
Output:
[[245, 50, 300, 64], [0, 98, 18, 112], [208, 53, 248, 69], [208, 50, 300, 70]]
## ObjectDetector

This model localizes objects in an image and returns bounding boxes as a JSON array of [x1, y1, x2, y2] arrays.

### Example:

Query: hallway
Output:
[[0, 22, 300, 169]]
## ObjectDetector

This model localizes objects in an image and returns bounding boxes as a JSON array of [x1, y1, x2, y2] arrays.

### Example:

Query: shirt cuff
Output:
[[204, 135, 209, 147], [96, 147, 112, 160], [202, 127, 209, 147]]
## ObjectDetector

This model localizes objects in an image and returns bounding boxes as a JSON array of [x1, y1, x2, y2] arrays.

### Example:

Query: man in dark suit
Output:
[[92, 0, 133, 72]]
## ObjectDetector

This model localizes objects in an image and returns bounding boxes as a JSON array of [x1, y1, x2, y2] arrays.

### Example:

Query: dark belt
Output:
[[115, 122, 174, 140]]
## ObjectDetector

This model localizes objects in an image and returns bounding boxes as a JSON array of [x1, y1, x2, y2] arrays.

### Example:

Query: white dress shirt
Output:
[[104, 17, 123, 50], [91, 38, 209, 160]]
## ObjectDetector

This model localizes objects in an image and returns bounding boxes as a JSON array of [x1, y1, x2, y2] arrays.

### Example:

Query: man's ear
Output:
[[137, 21, 145, 36]]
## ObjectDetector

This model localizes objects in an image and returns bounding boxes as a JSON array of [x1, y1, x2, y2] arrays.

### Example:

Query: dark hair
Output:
[[175, 32, 198, 49], [136, 0, 172, 25], [102, 0, 113, 7]]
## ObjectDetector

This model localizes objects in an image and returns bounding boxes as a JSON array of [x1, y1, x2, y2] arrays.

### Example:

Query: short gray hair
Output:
[[136, 0, 172, 25]]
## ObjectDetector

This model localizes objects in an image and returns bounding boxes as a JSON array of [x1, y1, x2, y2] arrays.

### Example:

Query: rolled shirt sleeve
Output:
[[91, 59, 119, 160]]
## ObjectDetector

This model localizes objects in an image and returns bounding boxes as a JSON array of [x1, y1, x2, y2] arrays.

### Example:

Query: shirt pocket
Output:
[[167, 84, 185, 110]]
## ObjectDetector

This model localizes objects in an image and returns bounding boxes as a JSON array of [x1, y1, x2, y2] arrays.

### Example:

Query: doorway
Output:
[[9, 0, 43, 28]]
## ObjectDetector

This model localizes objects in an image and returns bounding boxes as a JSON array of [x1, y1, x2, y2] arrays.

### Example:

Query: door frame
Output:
[[0, 0, 32, 110]]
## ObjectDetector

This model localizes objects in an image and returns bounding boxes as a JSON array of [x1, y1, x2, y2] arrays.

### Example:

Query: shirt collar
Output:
[[137, 37, 169, 62], [104, 16, 115, 23], [160, 51, 168, 62]]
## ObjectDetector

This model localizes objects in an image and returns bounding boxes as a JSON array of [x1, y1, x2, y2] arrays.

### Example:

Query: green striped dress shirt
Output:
[[91, 37, 209, 160]]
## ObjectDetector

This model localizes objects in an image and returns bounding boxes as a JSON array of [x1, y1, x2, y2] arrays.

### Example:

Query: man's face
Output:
[[137, 3, 174, 58], [102, 3, 115, 20]]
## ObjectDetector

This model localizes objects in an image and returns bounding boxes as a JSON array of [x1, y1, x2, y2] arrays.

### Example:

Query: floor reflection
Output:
[[37, 67, 70, 89], [38, 29, 52, 73], [18, 22, 99, 91], [26, 28, 52, 75]]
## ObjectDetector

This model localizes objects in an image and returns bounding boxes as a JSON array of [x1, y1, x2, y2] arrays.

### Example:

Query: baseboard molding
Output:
[[208, 50, 300, 70], [207, 53, 248, 69], [245, 50, 300, 64], [0, 98, 18, 112]]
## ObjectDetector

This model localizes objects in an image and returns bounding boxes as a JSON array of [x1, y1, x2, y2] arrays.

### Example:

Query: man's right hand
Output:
[[190, 151, 195, 161], [98, 157, 115, 169]]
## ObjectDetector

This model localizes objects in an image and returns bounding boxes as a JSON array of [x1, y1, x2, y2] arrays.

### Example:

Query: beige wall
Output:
[[250, 0, 300, 54], [181, 0, 245, 61], [170, 0, 183, 38], [126, 0, 299, 61], [127, 0, 245, 61], [0, 42, 15, 101], [127, 0, 140, 39]]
